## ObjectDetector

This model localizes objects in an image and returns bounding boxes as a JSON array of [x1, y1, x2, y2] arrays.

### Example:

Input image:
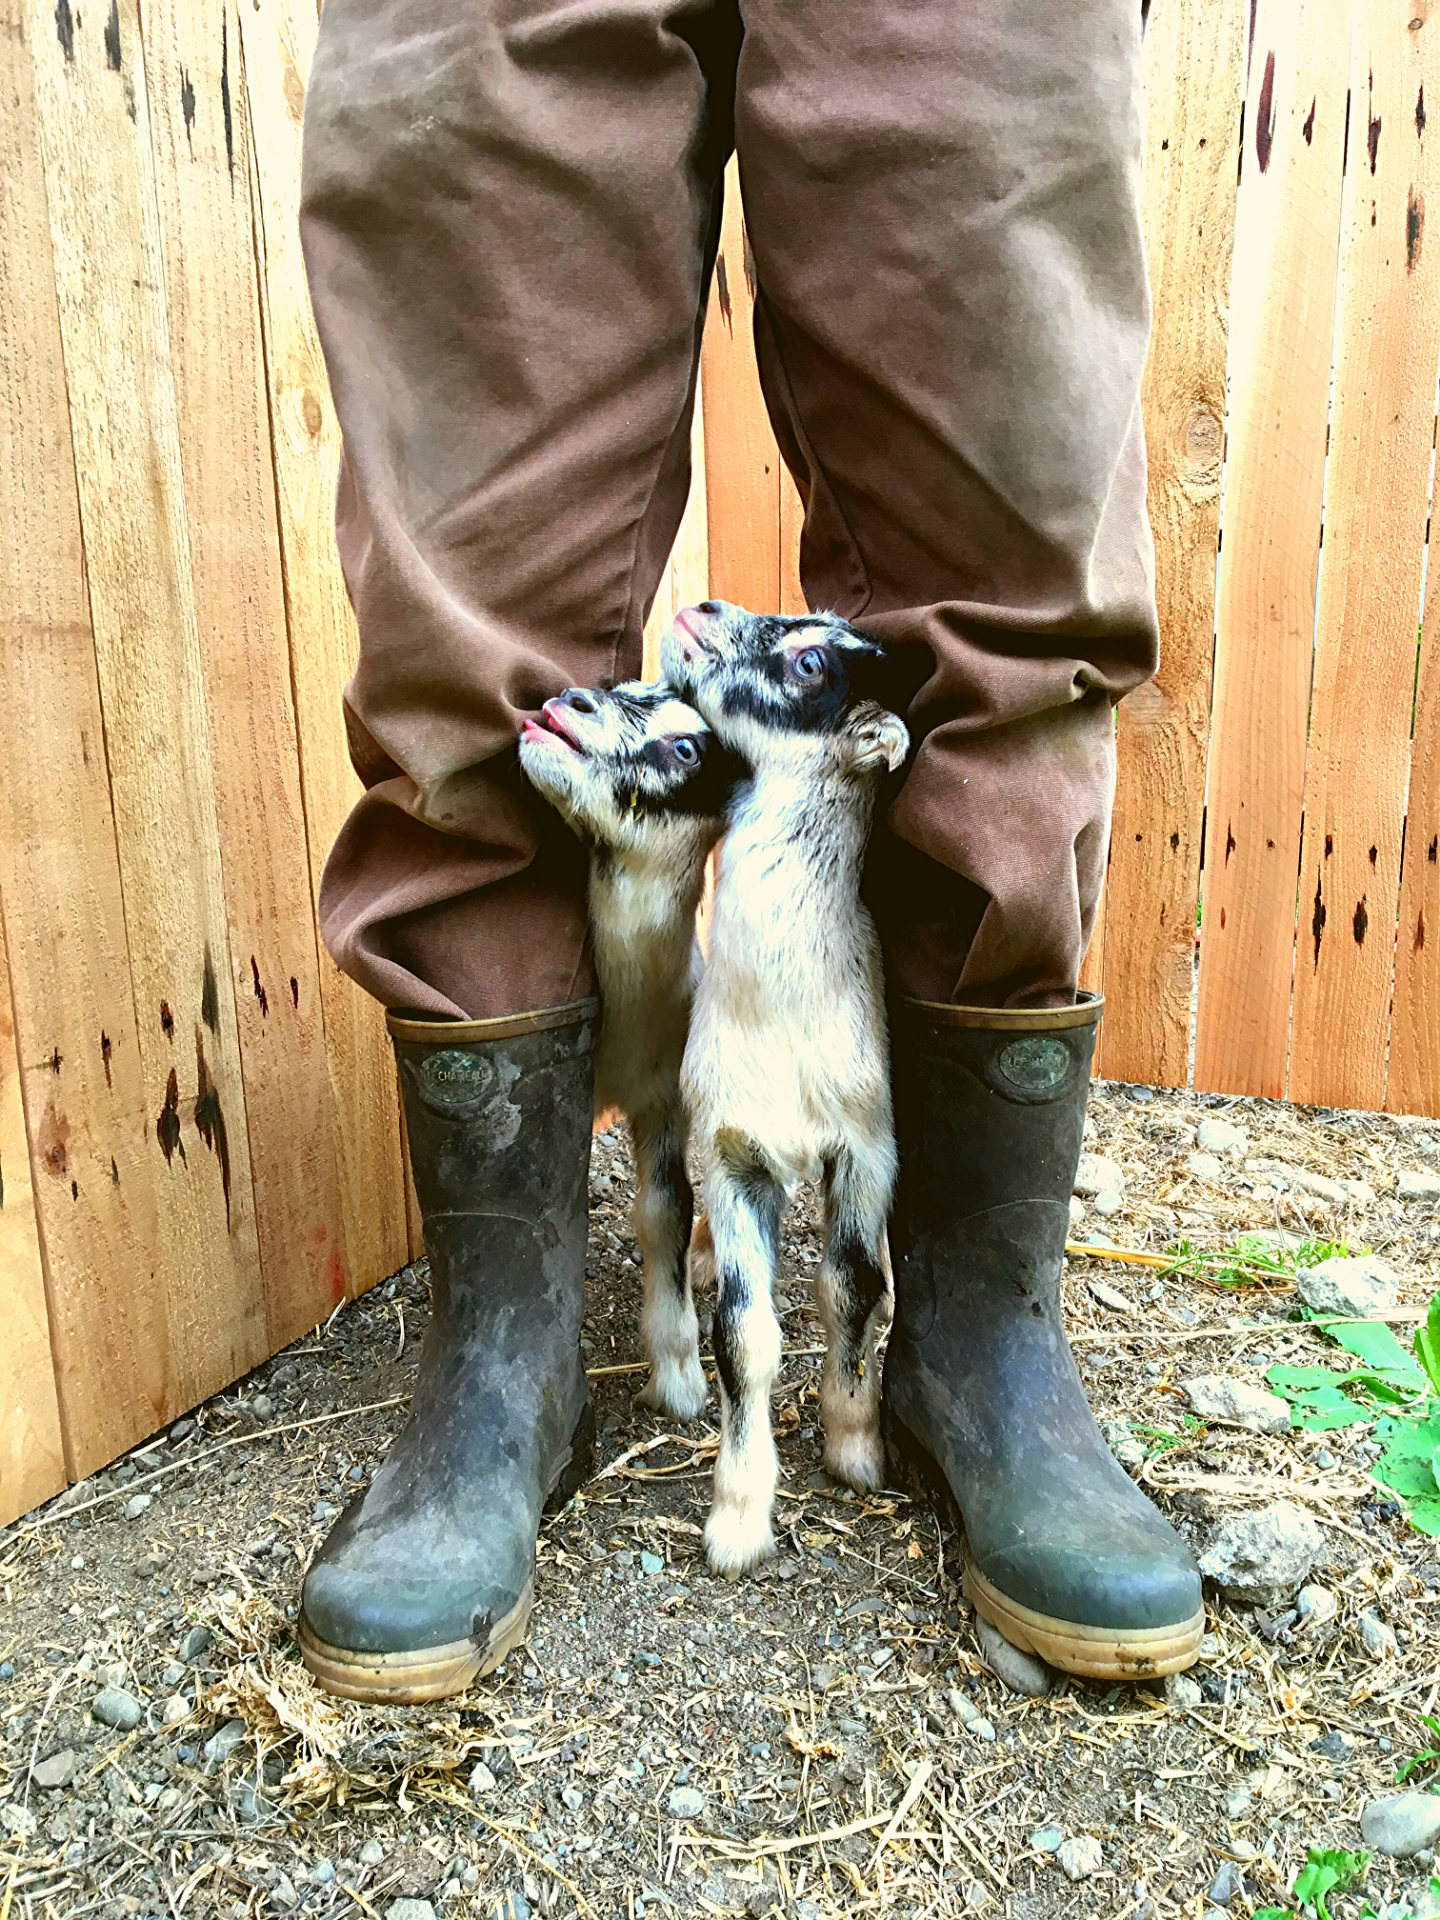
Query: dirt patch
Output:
[[3, 1082, 1439, 1920]]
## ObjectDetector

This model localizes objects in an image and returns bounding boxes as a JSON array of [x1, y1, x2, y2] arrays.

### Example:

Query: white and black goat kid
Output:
[[662, 603, 909, 1576], [519, 681, 743, 1421]]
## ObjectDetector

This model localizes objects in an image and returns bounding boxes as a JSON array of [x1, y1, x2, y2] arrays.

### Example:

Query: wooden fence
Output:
[[2, 0, 1439, 1525]]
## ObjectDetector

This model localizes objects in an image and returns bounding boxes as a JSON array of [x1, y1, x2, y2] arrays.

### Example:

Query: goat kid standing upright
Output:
[[519, 682, 744, 1420], [663, 604, 909, 1576]]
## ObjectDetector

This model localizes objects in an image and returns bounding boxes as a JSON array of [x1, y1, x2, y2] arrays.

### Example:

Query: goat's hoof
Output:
[[703, 1504, 777, 1579], [636, 1357, 708, 1423], [823, 1427, 885, 1493]]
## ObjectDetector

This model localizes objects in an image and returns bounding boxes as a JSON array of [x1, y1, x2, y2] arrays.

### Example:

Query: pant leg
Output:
[[734, 0, 1157, 1007], [301, 0, 740, 1018]]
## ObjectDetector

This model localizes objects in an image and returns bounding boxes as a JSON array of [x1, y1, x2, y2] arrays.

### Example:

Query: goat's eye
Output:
[[672, 736, 700, 766], [795, 647, 825, 681]]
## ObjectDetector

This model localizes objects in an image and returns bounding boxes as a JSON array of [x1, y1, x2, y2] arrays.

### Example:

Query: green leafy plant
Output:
[[1253, 1846, 1371, 1920], [1265, 1296, 1440, 1537], [1395, 1713, 1440, 1784], [1163, 1233, 1348, 1293], [1132, 1414, 1203, 1459]]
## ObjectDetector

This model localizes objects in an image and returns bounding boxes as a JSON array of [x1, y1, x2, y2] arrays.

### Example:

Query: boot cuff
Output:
[[387, 998, 600, 1044]]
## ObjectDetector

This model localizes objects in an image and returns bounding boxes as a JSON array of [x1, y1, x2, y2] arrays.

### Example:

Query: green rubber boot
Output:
[[882, 995, 1203, 1681], [299, 1002, 597, 1702]]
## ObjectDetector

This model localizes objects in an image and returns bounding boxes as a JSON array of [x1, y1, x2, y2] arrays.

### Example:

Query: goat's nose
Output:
[[560, 688, 596, 714]]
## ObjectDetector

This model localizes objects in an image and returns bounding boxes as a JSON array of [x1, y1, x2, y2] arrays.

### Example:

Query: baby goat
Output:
[[662, 603, 910, 1576], [519, 680, 743, 1421]]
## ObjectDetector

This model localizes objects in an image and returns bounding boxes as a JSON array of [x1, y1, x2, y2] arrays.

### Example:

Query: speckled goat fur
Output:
[[519, 680, 743, 1420], [662, 603, 910, 1578]]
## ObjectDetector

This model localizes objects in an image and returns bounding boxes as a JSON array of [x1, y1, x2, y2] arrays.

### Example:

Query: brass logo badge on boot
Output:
[[996, 1036, 1071, 1094], [418, 1049, 495, 1112]]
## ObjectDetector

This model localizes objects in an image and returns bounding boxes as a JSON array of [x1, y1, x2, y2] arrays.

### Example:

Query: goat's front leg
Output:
[[704, 1131, 784, 1577], [815, 1139, 894, 1491], [632, 1104, 707, 1422]]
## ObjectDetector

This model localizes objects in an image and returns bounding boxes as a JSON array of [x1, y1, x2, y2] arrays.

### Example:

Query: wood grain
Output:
[[0, 0, 174, 1483], [26, 0, 268, 1421], [1392, 553, 1440, 1117], [1193, 0, 1350, 1099], [701, 157, 782, 615], [779, 470, 806, 617], [141, 0, 352, 1341], [0, 894, 66, 1523], [1289, 1, 1440, 1110], [239, 0, 409, 1292], [1097, 0, 1246, 1089]]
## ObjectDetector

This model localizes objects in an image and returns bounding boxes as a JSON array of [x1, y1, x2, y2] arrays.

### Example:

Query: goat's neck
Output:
[[715, 762, 875, 948], [589, 840, 708, 996]]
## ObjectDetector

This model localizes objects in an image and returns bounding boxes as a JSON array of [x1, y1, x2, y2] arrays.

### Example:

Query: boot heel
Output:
[[882, 1404, 960, 1529], [544, 1400, 596, 1514]]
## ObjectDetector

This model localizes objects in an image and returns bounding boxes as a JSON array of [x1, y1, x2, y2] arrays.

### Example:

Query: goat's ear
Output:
[[840, 705, 910, 775]]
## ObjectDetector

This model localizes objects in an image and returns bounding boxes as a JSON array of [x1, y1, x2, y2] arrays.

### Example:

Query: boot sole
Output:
[[298, 1401, 595, 1705], [884, 1406, 1203, 1681]]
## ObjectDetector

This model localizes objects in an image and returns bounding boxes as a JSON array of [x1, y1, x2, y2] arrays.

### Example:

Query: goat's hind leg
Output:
[[815, 1142, 893, 1492], [632, 1105, 707, 1421], [705, 1131, 784, 1577]]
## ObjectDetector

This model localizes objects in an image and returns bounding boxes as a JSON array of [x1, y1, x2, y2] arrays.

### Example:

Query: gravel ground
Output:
[[3, 1081, 1440, 1920]]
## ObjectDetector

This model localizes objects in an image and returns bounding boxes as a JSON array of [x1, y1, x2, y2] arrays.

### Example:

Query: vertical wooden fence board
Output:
[[702, 157, 782, 614], [642, 384, 709, 679], [1289, 2, 1440, 1110], [140, 0, 352, 1341], [27, 0, 269, 1422], [779, 471, 806, 617], [239, 0, 408, 1291], [1097, 0, 1245, 1088], [1, 0, 175, 1486], [1193, 0, 1350, 1099], [0, 896, 66, 1521], [1388, 546, 1440, 1117]]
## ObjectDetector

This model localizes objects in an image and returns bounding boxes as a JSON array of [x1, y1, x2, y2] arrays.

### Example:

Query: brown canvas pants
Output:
[[301, 0, 1159, 1020]]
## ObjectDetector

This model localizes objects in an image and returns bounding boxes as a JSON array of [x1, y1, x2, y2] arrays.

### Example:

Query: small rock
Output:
[[1290, 1167, 1350, 1205], [489, 1897, 530, 1920], [1199, 1501, 1323, 1605], [1297, 1583, 1338, 1624], [1058, 1836, 1103, 1882], [169, 1417, 195, 1441], [232, 1782, 272, 1825], [1197, 1117, 1248, 1155], [360, 1840, 386, 1866], [1298, 1255, 1400, 1321], [123, 1494, 152, 1520], [311, 1860, 336, 1884], [250, 1395, 275, 1421], [1068, 1195, 1087, 1225], [1224, 1788, 1253, 1821], [1208, 1859, 1242, 1906], [1187, 1152, 1225, 1183], [90, 1687, 142, 1731], [810, 1663, 836, 1691], [1361, 1792, 1440, 1857], [1360, 1610, 1400, 1659], [1315, 1448, 1337, 1470], [1074, 1154, 1124, 1198], [1310, 1729, 1354, 1762], [1088, 1278, 1134, 1314], [1164, 1672, 1202, 1709], [976, 1617, 1052, 1697], [387, 1904, 439, 1920], [668, 1786, 706, 1819], [561, 1785, 584, 1811], [1093, 1190, 1123, 1216], [1104, 1419, 1146, 1469], [161, 1694, 189, 1726], [203, 1718, 248, 1767], [30, 1748, 77, 1790], [1398, 1169, 1440, 1201], [1343, 1178, 1377, 1207], [1030, 1825, 1063, 1853], [271, 1872, 299, 1910], [640, 1552, 664, 1576], [469, 1761, 497, 1794], [1411, 1884, 1440, 1920], [178, 1625, 212, 1663], [1183, 1374, 1291, 1435]]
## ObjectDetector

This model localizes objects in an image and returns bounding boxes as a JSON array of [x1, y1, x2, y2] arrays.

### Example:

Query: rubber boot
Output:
[[882, 995, 1203, 1681], [298, 1001, 598, 1703]]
